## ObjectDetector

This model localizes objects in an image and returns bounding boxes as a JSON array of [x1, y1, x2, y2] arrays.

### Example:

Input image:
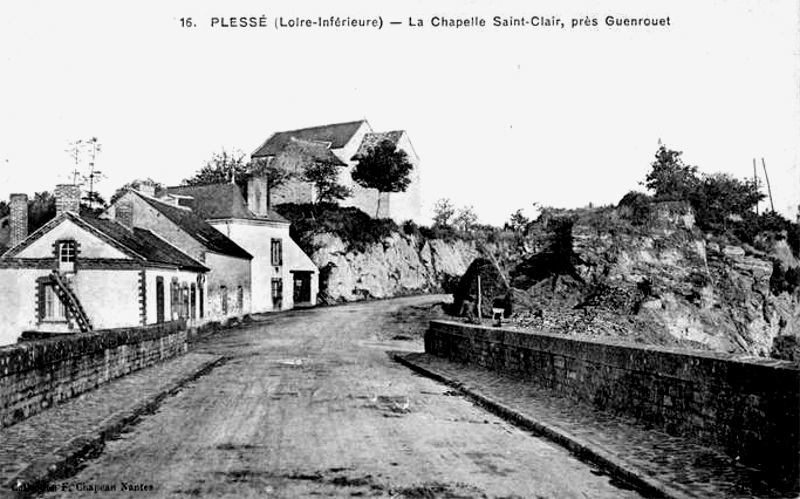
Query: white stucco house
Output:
[[0, 185, 208, 346], [251, 120, 421, 222], [159, 182, 319, 312], [102, 185, 253, 322]]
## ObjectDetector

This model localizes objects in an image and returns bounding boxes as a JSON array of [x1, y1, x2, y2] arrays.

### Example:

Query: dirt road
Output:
[[41, 296, 643, 498]]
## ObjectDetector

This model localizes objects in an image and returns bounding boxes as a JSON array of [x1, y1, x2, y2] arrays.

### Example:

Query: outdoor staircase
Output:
[[49, 271, 93, 333]]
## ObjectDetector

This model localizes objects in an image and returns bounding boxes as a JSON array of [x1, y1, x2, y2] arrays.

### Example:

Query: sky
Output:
[[0, 0, 798, 225]]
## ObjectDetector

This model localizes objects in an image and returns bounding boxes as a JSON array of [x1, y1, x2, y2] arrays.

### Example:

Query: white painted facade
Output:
[[103, 191, 252, 323], [210, 219, 317, 312], [0, 217, 206, 345]]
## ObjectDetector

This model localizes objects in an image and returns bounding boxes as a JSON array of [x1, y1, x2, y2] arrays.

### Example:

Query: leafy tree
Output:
[[28, 192, 56, 233], [183, 148, 250, 193], [351, 139, 414, 217], [692, 173, 763, 231], [505, 208, 530, 232], [0, 201, 8, 219], [302, 161, 350, 205], [80, 191, 107, 217], [643, 145, 700, 201], [432, 198, 455, 228], [453, 205, 479, 233]]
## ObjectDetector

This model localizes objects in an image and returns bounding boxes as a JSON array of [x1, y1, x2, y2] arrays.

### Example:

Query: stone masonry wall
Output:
[[0, 320, 187, 428], [426, 320, 800, 484]]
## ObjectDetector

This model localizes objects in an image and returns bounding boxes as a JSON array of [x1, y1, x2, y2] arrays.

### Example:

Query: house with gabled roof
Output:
[[105, 180, 317, 315], [101, 184, 253, 323], [251, 120, 421, 222], [156, 182, 318, 313], [0, 185, 208, 345]]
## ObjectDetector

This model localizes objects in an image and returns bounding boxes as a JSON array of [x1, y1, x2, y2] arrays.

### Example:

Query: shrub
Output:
[[274, 203, 398, 253], [618, 191, 653, 226]]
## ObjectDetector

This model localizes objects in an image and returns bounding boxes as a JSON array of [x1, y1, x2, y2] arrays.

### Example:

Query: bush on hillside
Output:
[[274, 203, 398, 253]]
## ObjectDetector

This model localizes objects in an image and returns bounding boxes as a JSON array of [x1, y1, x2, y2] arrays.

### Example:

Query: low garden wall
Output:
[[426, 320, 800, 485], [0, 321, 187, 428]]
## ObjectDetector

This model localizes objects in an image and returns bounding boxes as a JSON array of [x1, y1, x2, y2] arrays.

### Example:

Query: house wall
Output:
[[204, 252, 251, 320], [72, 270, 141, 329], [211, 220, 316, 312], [143, 268, 207, 326], [0, 268, 142, 344], [385, 131, 422, 223], [0, 269, 45, 345], [334, 126, 422, 223], [14, 220, 130, 260]]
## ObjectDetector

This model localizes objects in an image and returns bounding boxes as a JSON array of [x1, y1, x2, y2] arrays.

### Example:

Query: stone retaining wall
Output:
[[0, 321, 187, 428], [426, 320, 800, 485]]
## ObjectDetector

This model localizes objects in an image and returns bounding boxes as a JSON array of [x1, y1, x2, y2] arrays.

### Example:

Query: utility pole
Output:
[[761, 158, 775, 212]]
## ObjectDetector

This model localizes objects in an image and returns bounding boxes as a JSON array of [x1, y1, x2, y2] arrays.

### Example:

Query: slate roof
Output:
[[284, 137, 346, 166], [1, 212, 208, 272], [131, 191, 253, 260], [80, 217, 209, 272], [353, 131, 405, 159], [163, 184, 288, 223], [252, 120, 367, 157]]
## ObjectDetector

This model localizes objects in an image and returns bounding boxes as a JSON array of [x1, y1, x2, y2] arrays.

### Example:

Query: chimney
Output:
[[9, 193, 28, 247], [54, 184, 81, 215], [247, 177, 268, 216], [116, 199, 134, 228], [132, 179, 156, 197]]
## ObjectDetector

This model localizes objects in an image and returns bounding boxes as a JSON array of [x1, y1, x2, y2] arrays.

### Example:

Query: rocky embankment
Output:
[[507, 203, 800, 357], [310, 232, 480, 302]]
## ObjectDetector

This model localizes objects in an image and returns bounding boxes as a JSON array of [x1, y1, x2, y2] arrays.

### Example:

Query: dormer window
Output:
[[59, 240, 76, 273]]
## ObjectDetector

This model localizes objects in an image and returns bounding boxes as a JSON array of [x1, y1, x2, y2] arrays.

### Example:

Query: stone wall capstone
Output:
[[0, 320, 187, 428]]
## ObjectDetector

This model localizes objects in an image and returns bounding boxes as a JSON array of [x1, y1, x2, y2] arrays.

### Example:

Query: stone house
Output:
[[157, 182, 318, 312], [102, 185, 253, 322], [0, 185, 208, 346], [251, 120, 421, 222]]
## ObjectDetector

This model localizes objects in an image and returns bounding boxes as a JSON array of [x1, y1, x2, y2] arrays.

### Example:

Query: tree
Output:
[[351, 139, 414, 217], [0, 201, 8, 219], [183, 148, 250, 194], [453, 205, 478, 233], [643, 144, 700, 201], [249, 157, 296, 204], [432, 198, 455, 228], [505, 209, 530, 232], [692, 173, 763, 231], [302, 161, 351, 205], [28, 192, 56, 233]]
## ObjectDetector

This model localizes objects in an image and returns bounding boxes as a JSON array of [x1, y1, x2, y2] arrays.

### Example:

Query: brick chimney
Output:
[[9, 193, 28, 247], [54, 184, 81, 215]]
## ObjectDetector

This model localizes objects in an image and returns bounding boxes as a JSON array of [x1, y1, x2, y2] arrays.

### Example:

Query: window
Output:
[[44, 285, 67, 321], [198, 277, 205, 318], [190, 284, 197, 320], [271, 278, 283, 309], [220, 285, 228, 315], [237, 286, 244, 311], [271, 238, 283, 266], [58, 240, 76, 272]]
